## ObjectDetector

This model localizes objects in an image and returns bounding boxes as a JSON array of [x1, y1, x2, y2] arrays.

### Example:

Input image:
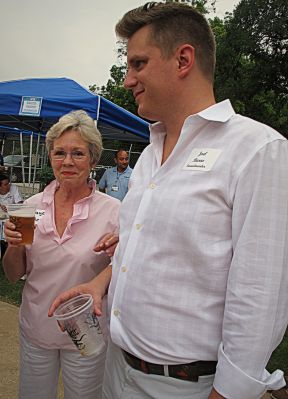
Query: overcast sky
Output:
[[0, 0, 240, 89]]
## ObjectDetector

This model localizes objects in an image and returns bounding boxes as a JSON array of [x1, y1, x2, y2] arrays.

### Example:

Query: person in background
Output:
[[3, 110, 120, 399], [0, 173, 23, 212], [98, 148, 132, 201], [0, 172, 23, 257], [49, 3, 288, 399]]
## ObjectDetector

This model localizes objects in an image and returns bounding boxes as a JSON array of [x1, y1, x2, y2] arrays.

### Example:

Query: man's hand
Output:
[[93, 233, 119, 257], [208, 388, 226, 399]]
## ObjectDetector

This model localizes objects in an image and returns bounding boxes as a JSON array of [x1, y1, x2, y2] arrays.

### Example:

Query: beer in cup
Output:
[[7, 204, 36, 245]]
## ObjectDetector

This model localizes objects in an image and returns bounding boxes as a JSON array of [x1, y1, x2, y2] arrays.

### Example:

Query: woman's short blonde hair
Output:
[[46, 110, 103, 165]]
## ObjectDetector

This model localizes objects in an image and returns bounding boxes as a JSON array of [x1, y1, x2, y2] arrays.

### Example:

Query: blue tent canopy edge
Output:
[[0, 77, 150, 143]]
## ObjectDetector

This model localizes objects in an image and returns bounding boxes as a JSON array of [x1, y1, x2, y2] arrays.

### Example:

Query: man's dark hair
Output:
[[115, 1, 216, 82], [0, 173, 10, 185], [115, 148, 128, 159]]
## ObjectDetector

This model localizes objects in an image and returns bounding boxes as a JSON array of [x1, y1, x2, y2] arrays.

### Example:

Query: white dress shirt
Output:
[[108, 100, 288, 398]]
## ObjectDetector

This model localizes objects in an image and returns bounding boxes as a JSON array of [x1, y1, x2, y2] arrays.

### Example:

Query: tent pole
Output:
[[10, 140, 15, 182], [28, 133, 33, 187], [32, 132, 41, 191], [128, 144, 132, 157], [20, 132, 26, 187]]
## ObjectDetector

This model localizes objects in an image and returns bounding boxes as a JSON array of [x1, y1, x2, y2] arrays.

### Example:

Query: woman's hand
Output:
[[48, 265, 112, 318], [93, 233, 119, 257], [4, 219, 22, 246]]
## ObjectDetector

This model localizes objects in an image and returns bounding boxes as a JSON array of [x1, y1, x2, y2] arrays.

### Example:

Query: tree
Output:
[[214, 0, 288, 136]]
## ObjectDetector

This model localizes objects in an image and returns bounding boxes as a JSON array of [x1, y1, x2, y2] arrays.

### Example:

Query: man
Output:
[[0, 173, 23, 213], [98, 149, 132, 201], [49, 3, 288, 399]]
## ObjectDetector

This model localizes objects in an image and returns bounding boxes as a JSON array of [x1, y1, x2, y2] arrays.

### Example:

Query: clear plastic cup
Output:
[[53, 294, 106, 357], [7, 204, 36, 245]]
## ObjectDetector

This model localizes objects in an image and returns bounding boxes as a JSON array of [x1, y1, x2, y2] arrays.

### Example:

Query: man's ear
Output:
[[176, 44, 195, 78]]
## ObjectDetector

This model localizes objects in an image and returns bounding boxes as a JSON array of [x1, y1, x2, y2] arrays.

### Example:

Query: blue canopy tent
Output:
[[0, 78, 150, 186], [0, 77, 150, 143]]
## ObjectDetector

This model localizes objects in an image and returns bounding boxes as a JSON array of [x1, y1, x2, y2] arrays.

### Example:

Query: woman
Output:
[[3, 110, 120, 399]]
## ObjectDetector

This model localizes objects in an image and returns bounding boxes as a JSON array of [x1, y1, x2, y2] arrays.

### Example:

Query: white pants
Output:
[[19, 332, 106, 399], [102, 340, 215, 399]]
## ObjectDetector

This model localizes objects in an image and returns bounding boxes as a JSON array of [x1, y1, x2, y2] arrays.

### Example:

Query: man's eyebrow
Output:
[[128, 55, 147, 65]]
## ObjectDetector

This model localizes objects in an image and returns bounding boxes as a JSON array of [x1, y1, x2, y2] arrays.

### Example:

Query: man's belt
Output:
[[122, 350, 217, 382]]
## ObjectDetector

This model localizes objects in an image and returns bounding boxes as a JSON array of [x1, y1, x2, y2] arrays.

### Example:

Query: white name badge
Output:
[[183, 148, 222, 171], [111, 186, 119, 192], [35, 209, 45, 224]]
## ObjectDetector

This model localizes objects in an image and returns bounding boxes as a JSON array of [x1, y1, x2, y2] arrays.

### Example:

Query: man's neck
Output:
[[117, 166, 127, 173]]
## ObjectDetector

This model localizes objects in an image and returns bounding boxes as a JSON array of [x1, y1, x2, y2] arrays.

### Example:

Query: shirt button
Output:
[[121, 266, 127, 272], [149, 182, 156, 189], [136, 224, 141, 230], [113, 309, 120, 317]]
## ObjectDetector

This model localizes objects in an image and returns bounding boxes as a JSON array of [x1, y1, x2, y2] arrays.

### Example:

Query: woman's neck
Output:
[[55, 182, 92, 204]]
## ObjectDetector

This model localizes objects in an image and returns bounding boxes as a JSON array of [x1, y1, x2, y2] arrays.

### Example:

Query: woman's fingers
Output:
[[4, 221, 22, 245], [48, 286, 84, 317], [48, 283, 103, 318]]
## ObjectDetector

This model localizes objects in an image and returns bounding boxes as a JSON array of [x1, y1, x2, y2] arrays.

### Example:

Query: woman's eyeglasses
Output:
[[51, 150, 88, 161]]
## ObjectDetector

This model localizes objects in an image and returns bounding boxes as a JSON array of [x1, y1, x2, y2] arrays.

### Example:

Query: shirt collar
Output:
[[197, 99, 235, 122], [113, 166, 131, 174], [42, 178, 97, 205], [149, 99, 235, 144]]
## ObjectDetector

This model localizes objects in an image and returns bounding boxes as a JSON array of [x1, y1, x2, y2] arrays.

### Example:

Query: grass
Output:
[[0, 260, 287, 375], [268, 333, 288, 375], [0, 260, 24, 306]]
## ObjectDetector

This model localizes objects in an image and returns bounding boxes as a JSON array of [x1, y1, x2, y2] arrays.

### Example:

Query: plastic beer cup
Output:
[[7, 204, 36, 245], [53, 294, 106, 357]]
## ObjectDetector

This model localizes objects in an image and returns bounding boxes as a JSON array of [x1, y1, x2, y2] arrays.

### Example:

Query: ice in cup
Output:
[[7, 204, 36, 245], [53, 294, 106, 357]]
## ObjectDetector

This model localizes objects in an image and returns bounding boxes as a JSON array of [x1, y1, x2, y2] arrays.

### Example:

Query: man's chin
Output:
[[137, 106, 158, 122]]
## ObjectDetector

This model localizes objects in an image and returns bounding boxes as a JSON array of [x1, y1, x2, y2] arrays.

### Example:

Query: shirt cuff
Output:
[[213, 343, 285, 399]]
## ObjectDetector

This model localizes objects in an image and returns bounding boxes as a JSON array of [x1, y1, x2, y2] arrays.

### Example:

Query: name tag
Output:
[[183, 148, 222, 171], [35, 209, 45, 224], [111, 185, 119, 192]]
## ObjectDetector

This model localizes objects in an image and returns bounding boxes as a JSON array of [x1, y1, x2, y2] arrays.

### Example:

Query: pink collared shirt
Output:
[[20, 179, 120, 350]]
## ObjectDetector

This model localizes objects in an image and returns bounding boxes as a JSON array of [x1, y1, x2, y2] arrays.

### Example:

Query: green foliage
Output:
[[90, 65, 137, 115], [0, 261, 24, 306], [268, 332, 288, 374], [214, 0, 288, 136], [38, 165, 54, 191]]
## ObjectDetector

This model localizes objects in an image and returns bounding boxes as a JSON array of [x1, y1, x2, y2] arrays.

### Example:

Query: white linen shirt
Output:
[[108, 100, 288, 399]]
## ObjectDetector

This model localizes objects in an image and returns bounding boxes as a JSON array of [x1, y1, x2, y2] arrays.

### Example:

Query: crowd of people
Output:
[[2, 2, 288, 399]]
